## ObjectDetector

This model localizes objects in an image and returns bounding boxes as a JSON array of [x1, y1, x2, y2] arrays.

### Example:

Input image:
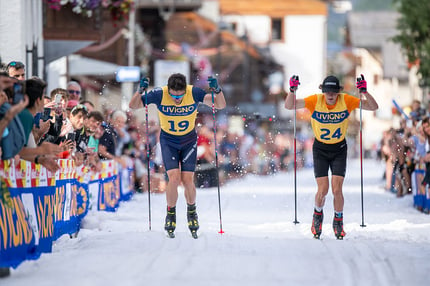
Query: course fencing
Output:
[[0, 158, 135, 268]]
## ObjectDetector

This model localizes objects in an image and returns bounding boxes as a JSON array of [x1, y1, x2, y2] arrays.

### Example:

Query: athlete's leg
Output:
[[181, 171, 196, 205], [331, 175, 345, 212], [315, 176, 329, 208], [166, 168, 181, 207]]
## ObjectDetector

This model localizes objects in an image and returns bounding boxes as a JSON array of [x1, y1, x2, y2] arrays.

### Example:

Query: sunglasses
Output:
[[68, 90, 81, 95], [169, 92, 185, 100], [7, 61, 25, 70], [71, 104, 88, 114]]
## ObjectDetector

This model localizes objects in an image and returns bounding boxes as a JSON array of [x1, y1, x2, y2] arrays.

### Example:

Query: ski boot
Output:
[[333, 213, 346, 240], [311, 209, 323, 239], [164, 206, 176, 238], [187, 204, 199, 239]]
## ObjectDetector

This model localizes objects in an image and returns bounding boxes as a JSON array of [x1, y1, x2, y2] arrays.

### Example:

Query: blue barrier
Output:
[[0, 158, 135, 269]]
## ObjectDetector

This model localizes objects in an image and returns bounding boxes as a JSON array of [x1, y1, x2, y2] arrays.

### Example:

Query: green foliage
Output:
[[392, 0, 430, 85]]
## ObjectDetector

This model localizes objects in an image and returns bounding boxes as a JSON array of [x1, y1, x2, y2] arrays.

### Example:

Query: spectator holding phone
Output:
[[17, 77, 61, 172], [72, 110, 104, 170], [0, 73, 28, 157], [39, 88, 69, 145]]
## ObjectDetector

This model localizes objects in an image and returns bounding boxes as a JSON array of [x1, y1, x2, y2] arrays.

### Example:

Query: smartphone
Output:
[[67, 132, 76, 142], [13, 83, 24, 104], [41, 108, 52, 121], [55, 94, 62, 106]]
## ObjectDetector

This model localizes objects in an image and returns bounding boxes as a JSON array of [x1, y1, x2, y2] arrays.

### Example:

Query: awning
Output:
[[67, 54, 120, 76], [44, 40, 94, 64]]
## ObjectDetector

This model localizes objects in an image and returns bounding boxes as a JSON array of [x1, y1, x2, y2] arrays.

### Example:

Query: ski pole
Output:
[[143, 82, 152, 231], [292, 77, 299, 225], [357, 75, 366, 227], [209, 76, 224, 234]]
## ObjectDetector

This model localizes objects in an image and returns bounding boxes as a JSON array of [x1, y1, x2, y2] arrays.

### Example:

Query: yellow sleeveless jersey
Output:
[[305, 93, 359, 144], [158, 85, 199, 136]]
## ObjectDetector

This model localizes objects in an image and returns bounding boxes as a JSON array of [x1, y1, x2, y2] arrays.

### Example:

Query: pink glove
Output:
[[356, 74, 367, 92], [289, 75, 300, 92]]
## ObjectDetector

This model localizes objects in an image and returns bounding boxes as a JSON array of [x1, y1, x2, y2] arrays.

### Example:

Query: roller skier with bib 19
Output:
[[129, 73, 226, 238], [284, 75, 378, 239]]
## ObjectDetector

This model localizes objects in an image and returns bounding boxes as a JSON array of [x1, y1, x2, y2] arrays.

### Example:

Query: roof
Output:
[[347, 11, 400, 49], [220, 0, 327, 17], [347, 11, 408, 79], [165, 12, 262, 59]]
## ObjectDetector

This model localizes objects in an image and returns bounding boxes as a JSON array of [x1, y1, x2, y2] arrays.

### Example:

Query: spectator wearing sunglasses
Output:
[[129, 73, 226, 238], [6, 61, 25, 80], [67, 81, 82, 101]]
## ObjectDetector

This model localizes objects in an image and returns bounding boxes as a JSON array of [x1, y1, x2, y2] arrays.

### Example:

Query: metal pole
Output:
[[293, 88, 299, 224], [209, 84, 224, 234]]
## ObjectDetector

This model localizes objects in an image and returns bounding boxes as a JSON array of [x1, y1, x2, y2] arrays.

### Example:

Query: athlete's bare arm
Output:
[[284, 91, 305, 110], [129, 91, 144, 109], [360, 91, 378, 111], [203, 90, 226, 109]]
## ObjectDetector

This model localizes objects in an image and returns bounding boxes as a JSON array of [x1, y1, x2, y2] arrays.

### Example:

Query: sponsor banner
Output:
[[0, 158, 135, 268]]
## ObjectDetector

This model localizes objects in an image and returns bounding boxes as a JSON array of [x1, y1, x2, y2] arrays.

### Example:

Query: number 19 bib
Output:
[[158, 85, 198, 136]]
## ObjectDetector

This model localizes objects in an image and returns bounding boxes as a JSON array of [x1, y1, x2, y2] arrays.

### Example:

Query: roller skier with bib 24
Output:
[[285, 74, 378, 239]]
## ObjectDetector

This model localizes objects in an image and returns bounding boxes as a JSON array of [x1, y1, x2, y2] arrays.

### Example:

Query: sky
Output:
[[2, 158, 430, 286]]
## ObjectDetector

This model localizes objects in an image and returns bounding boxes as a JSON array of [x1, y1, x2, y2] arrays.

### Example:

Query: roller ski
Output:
[[165, 206, 176, 238], [333, 214, 346, 240], [187, 204, 199, 239], [311, 209, 323, 239]]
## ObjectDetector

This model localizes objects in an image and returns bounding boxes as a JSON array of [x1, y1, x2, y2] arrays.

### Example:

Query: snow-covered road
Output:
[[3, 159, 430, 286]]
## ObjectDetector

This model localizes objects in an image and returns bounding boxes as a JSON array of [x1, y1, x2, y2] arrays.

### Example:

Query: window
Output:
[[271, 18, 283, 41]]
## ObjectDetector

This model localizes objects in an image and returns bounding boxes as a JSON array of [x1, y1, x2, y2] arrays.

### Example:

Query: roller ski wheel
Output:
[[166, 230, 175, 239], [190, 230, 198, 239]]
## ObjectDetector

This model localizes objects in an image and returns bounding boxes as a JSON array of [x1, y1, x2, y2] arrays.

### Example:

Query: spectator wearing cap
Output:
[[67, 99, 78, 109], [67, 81, 82, 101], [6, 61, 25, 80]]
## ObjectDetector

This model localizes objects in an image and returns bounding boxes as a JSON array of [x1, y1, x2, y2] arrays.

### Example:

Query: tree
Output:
[[392, 0, 430, 86]]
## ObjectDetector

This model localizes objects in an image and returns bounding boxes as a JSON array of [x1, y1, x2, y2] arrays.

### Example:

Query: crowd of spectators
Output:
[[379, 98, 430, 212]]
